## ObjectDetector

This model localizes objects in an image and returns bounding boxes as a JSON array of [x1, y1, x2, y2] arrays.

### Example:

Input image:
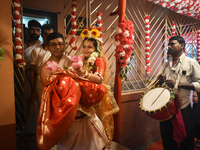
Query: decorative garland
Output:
[[96, 12, 103, 41], [144, 15, 151, 75], [171, 21, 176, 36], [13, 0, 26, 67], [114, 19, 134, 77], [147, 0, 200, 20], [69, 0, 77, 50], [197, 29, 200, 62]]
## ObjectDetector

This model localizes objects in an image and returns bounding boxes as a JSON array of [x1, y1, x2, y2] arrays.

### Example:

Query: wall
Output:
[[0, 0, 16, 149], [120, 92, 160, 149]]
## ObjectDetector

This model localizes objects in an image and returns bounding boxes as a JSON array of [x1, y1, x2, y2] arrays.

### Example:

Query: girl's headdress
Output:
[[80, 27, 102, 42], [80, 27, 103, 54]]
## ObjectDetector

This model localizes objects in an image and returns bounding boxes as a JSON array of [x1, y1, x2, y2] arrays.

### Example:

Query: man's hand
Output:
[[193, 91, 198, 103], [166, 79, 176, 88], [156, 74, 166, 85]]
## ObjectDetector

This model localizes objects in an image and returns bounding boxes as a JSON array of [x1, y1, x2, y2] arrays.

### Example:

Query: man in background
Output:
[[26, 23, 54, 135], [24, 19, 42, 135]]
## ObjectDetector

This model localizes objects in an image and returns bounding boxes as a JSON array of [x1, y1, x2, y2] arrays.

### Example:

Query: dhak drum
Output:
[[139, 85, 176, 121]]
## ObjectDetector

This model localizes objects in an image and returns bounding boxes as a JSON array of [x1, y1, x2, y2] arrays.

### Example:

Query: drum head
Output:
[[142, 87, 171, 111]]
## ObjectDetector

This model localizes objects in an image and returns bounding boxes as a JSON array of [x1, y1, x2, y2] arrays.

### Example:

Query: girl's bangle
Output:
[[87, 73, 91, 79]]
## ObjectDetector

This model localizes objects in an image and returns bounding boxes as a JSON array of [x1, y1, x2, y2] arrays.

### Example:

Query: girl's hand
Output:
[[73, 67, 85, 77]]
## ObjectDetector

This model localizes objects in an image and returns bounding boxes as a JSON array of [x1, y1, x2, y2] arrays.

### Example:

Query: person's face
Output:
[[48, 38, 65, 58], [41, 29, 54, 43], [82, 40, 95, 58], [29, 26, 41, 40], [167, 40, 183, 56]]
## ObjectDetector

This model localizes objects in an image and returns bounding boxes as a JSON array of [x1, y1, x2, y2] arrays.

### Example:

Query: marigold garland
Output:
[[69, 0, 77, 50], [13, 0, 26, 67], [114, 19, 134, 77]]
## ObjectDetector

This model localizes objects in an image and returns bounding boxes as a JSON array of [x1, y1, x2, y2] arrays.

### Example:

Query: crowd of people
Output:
[[24, 19, 119, 150], [23, 19, 200, 150]]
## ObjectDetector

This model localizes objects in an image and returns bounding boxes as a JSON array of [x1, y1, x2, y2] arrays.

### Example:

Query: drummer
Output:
[[158, 36, 200, 150]]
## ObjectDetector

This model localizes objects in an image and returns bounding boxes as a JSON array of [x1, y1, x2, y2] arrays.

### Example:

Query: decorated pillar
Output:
[[114, 0, 126, 143]]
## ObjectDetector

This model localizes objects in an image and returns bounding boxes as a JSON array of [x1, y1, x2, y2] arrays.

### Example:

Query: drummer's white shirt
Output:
[[164, 53, 200, 109]]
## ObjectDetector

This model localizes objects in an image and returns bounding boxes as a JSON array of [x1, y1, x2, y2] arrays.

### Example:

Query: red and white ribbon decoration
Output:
[[197, 29, 200, 62], [96, 12, 103, 41], [172, 21, 176, 36], [13, 0, 26, 67], [148, 0, 200, 20], [144, 15, 151, 75], [69, 0, 77, 50]]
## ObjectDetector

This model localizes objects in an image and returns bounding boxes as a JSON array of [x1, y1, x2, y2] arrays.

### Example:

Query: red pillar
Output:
[[113, 0, 126, 143]]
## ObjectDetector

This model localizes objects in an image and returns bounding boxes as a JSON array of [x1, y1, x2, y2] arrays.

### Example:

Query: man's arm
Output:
[[166, 80, 195, 90]]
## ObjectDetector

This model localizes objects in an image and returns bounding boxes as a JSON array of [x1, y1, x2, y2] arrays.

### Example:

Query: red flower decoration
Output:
[[14, 7, 20, 11], [15, 41, 22, 45], [114, 19, 134, 74], [14, 15, 20, 20], [13, 0, 20, 3], [16, 49, 23, 54], [15, 33, 22, 37], [71, 11, 76, 16]]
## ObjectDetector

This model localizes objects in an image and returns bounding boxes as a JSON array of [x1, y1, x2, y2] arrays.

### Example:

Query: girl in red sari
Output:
[[37, 28, 119, 150]]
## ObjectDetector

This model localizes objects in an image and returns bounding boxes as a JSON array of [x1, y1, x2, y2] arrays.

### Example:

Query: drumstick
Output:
[[147, 72, 167, 90], [151, 87, 166, 106]]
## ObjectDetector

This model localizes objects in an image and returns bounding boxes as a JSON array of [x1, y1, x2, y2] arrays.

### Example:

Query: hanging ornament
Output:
[[171, 21, 176, 36], [69, 0, 77, 50], [114, 19, 134, 78], [148, 0, 200, 20], [13, 0, 25, 67], [96, 12, 103, 41], [197, 29, 200, 62], [144, 15, 151, 75]]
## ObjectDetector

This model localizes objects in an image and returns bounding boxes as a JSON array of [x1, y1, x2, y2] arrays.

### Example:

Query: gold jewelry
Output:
[[87, 73, 91, 79]]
